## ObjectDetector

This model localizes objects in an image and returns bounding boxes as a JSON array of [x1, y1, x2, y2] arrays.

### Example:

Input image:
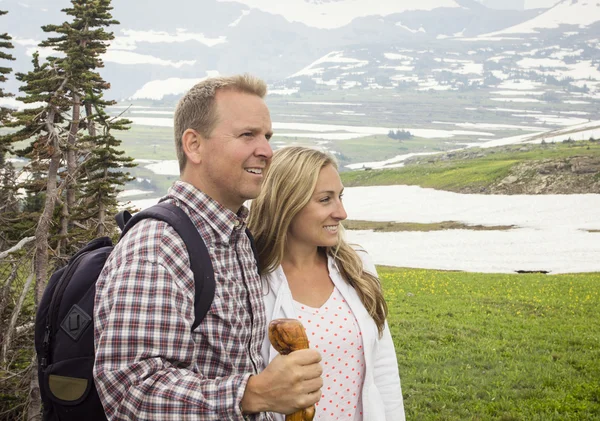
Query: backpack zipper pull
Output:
[[41, 327, 50, 368]]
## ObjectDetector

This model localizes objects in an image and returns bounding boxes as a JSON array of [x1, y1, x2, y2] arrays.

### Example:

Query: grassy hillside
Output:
[[382, 266, 600, 420], [341, 140, 600, 194]]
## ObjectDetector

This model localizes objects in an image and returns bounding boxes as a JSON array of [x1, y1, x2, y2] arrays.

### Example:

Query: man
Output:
[[93, 74, 323, 420]]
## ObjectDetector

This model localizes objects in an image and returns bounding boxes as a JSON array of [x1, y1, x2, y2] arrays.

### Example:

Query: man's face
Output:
[[198, 89, 273, 212]]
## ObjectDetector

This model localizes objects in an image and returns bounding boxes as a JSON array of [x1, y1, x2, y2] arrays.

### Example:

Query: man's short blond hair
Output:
[[174, 74, 268, 172]]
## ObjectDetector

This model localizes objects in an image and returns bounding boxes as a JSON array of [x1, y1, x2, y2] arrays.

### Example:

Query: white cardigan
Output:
[[260, 251, 406, 421]]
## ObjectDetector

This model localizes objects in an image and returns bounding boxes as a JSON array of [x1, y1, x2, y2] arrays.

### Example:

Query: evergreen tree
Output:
[[1, 51, 72, 301], [39, 0, 131, 253], [2, 0, 135, 287], [0, 10, 19, 250], [0, 10, 15, 128], [72, 97, 135, 242], [0, 3, 134, 418]]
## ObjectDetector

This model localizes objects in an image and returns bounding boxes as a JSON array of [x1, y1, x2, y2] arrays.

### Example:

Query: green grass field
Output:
[[380, 267, 600, 420], [332, 135, 458, 168], [2, 264, 598, 420], [117, 125, 176, 160]]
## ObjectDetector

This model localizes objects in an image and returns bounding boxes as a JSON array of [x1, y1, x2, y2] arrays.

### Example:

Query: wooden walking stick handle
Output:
[[268, 319, 316, 421]]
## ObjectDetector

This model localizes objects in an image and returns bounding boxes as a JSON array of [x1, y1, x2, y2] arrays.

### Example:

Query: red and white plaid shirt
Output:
[[94, 181, 272, 421]]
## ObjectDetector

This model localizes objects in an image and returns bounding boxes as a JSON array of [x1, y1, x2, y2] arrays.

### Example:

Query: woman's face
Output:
[[287, 164, 348, 249]]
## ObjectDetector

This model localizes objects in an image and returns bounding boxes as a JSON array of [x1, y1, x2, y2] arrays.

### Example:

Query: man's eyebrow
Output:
[[239, 126, 273, 135]]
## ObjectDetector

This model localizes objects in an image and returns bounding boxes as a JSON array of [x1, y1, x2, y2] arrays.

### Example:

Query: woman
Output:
[[248, 146, 405, 421]]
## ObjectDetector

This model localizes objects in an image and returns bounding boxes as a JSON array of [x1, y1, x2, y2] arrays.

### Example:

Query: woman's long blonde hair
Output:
[[248, 146, 388, 335]]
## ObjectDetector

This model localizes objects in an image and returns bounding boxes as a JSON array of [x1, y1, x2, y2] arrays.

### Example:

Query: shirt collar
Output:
[[162, 180, 248, 244]]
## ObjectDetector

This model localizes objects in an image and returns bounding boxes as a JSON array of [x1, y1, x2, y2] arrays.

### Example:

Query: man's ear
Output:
[[181, 128, 203, 165]]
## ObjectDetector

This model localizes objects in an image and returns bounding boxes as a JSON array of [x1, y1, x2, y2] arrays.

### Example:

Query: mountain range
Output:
[[2, 0, 596, 101]]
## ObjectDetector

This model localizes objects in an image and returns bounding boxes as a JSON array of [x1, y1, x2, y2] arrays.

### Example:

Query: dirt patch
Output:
[[343, 220, 515, 232]]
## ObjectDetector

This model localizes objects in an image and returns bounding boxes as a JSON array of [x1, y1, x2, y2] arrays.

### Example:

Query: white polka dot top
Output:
[[294, 286, 365, 421]]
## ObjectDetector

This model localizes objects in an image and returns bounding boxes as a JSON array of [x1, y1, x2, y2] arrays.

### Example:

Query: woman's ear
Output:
[[181, 128, 203, 165]]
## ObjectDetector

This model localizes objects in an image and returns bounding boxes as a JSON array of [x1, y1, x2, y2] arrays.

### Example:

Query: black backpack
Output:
[[34, 202, 258, 421]]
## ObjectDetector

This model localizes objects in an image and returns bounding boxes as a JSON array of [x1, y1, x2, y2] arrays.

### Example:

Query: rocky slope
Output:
[[405, 142, 600, 194], [487, 155, 600, 194]]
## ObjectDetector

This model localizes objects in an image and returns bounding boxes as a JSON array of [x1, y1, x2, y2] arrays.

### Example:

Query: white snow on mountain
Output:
[[111, 29, 227, 50], [482, 0, 600, 36], [288, 51, 369, 78], [104, 51, 196, 68], [395, 21, 427, 34], [229, 10, 251, 27], [217, 0, 461, 29]]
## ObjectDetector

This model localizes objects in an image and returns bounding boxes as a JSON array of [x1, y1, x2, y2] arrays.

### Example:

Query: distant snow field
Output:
[[345, 151, 441, 170], [342, 185, 600, 274], [118, 189, 154, 198], [347, 228, 598, 274], [129, 110, 174, 115], [490, 90, 545, 96], [383, 53, 413, 61], [433, 121, 541, 131], [496, 80, 544, 90], [488, 107, 543, 114], [269, 88, 300, 95], [128, 117, 499, 141], [491, 97, 544, 103], [129, 117, 174, 127], [141, 160, 179, 176], [127, 185, 600, 274]]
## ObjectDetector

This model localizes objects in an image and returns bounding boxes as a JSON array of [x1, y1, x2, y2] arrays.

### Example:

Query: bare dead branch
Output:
[[2, 271, 34, 364], [0, 263, 18, 322], [16, 322, 35, 336], [28, 355, 42, 420], [0, 236, 35, 261]]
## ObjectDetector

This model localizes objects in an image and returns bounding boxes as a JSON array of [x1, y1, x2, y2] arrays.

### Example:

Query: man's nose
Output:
[[256, 135, 273, 159]]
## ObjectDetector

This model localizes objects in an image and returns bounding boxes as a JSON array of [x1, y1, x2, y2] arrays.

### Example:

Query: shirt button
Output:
[[233, 220, 240, 227]]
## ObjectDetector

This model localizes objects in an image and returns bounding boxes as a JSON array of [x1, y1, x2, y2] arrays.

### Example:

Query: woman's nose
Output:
[[334, 201, 347, 221]]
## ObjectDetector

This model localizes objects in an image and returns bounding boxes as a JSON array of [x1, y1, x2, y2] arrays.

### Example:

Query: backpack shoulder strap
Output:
[[115, 209, 132, 231], [120, 202, 215, 331], [245, 228, 259, 266]]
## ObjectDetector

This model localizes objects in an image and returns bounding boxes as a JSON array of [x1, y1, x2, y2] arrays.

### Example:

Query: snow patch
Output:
[[103, 50, 196, 68], [130, 72, 219, 100], [229, 9, 251, 27], [482, 0, 600, 35]]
